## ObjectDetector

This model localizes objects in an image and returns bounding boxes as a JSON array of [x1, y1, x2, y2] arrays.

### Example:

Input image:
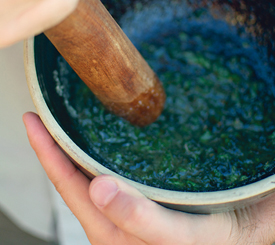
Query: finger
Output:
[[23, 112, 87, 192], [23, 112, 92, 217], [22, 112, 116, 243], [90, 175, 235, 245], [0, 0, 78, 48]]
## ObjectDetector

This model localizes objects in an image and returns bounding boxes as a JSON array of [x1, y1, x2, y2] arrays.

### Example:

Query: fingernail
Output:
[[91, 179, 119, 207]]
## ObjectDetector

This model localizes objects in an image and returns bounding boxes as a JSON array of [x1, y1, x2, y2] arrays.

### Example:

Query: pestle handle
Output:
[[44, 0, 166, 127]]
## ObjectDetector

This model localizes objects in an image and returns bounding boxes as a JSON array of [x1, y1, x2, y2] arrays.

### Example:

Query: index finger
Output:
[[23, 112, 116, 243]]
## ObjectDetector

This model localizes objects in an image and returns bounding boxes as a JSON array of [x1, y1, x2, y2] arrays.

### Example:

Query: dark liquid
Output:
[[53, 0, 275, 191]]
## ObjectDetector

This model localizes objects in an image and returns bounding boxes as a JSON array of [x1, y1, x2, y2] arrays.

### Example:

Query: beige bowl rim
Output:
[[24, 37, 275, 214]]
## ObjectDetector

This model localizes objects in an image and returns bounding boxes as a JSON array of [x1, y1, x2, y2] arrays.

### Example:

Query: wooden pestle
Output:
[[44, 0, 166, 127]]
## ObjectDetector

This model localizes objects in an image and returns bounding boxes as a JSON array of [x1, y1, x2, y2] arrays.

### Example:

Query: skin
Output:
[[3, 2, 275, 243], [0, 0, 79, 48], [23, 112, 275, 245]]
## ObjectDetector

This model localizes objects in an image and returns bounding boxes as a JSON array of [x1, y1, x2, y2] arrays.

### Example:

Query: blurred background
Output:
[[0, 42, 90, 245]]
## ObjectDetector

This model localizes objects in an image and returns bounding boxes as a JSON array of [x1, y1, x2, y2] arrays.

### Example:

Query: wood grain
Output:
[[44, 0, 165, 126]]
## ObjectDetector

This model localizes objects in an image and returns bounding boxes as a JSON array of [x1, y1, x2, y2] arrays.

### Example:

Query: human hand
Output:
[[23, 111, 275, 245], [0, 0, 78, 48]]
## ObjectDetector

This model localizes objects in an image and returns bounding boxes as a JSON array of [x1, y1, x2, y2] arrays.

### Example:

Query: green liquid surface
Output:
[[53, 2, 275, 192]]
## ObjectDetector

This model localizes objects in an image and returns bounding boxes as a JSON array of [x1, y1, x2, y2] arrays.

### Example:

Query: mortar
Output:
[[24, 0, 275, 214]]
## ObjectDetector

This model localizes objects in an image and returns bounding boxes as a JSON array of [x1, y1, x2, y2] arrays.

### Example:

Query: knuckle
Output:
[[119, 197, 152, 231], [52, 176, 65, 194], [57, 0, 79, 14], [50, 166, 78, 195], [0, 30, 14, 48]]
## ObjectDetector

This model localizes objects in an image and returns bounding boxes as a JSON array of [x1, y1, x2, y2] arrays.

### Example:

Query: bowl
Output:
[[24, 0, 275, 214]]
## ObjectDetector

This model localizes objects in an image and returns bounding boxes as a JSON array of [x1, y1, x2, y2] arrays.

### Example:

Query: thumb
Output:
[[89, 175, 233, 244], [89, 175, 178, 244]]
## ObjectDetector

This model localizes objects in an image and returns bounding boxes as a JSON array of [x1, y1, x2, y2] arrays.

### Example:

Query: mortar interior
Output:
[[33, 0, 275, 193]]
